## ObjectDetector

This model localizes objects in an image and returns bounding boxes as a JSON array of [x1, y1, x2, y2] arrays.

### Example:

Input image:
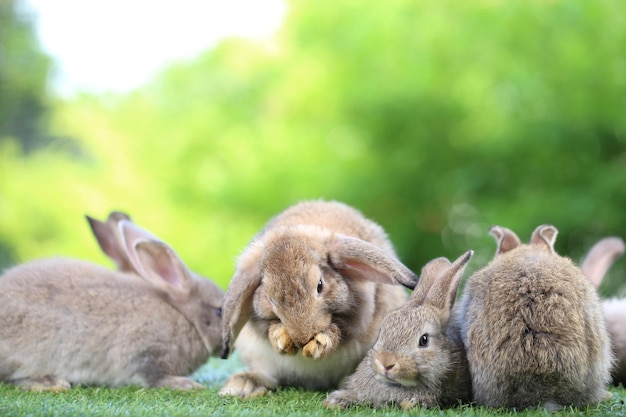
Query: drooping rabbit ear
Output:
[[530, 224, 558, 254], [581, 237, 625, 288], [326, 235, 418, 289], [120, 220, 192, 301], [489, 226, 521, 255], [220, 241, 264, 359], [423, 250, 473, 313]]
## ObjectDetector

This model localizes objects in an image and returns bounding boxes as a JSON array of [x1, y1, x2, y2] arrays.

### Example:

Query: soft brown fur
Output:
[[456, 225, 613, 410], [581, 236, 626, 386], [0, 217, 223, 391], [324, 251, 473, 410], [219, 200, 417, 398]]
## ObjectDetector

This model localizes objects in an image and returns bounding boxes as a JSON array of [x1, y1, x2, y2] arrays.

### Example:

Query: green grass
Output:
[[1, 355, 625, 417]]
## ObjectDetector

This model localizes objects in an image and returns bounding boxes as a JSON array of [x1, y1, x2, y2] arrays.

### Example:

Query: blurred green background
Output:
[[1, 0, 625, 295]]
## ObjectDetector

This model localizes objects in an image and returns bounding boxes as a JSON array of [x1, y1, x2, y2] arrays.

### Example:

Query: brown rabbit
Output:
[[0, 219, 223, 391], [324, 251, 473, 410], [457, 225, 613, 410], [581, 236, 626, 386], [219, 200, 418, 398]]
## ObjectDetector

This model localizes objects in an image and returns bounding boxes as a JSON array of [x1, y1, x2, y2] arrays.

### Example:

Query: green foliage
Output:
[[1, 0, 626, 295], [0, 0, 53, 152]]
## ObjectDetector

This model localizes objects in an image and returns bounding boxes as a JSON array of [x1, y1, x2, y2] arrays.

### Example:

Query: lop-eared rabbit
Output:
[[219, 200, 418, 398], [581, 236, 626, 386], [0, 215, 223, 391], [324, 251, 473, 410], [457, 224, 613, 410]]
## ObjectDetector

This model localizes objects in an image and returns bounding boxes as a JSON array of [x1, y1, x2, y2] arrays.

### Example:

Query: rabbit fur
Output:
[[581, 236, 626, 386], [219, 200, 418, 398], [456, 224, 613, 410], [0, 215, 224, 391], [324, 251, 474, 410]]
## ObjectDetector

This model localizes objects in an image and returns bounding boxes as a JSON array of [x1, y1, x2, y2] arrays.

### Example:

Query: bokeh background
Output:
[[1, 0, 625, 295]]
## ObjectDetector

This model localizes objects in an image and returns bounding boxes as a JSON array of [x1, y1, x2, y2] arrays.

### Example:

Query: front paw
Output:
[[302, 325, 340, 359], [218, 373, 269, 399], [268, 322, 297, 355]]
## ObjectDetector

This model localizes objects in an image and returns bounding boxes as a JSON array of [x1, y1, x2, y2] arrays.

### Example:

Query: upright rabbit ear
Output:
[[423, 250, 473, 314], [119, 220, 191, 301], [220, 241, 264, 359], [327, 236, 418, 289], [409, 257, 453, 306], [530, 224, 558, 254], [86, 212, 133, 272], [581, 237, 625, 288], [489, 226, 521, 256]]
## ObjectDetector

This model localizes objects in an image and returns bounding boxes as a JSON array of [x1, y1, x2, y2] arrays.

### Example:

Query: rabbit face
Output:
[[252, 231, 354, 350], [190, 276, 224, 356], [371, 306, 451, 390]]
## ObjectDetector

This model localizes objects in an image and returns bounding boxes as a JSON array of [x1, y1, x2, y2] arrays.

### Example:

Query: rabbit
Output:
[[324, 250, 474, 410], [580, 236, 626, 386], [456, 224, 614, 410], [0, 218, 224, 391], [218, 200, 418, 398]]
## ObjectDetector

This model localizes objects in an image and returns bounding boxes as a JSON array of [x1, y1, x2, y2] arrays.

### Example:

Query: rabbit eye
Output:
[[419, 334, 429, 347], [317, 278, 323, 294], [216, 307, 222, 318]]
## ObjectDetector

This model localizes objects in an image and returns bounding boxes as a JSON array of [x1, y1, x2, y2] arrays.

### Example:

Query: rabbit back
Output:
[[461, 245, 612, 408], [0, 258, 208, 388]]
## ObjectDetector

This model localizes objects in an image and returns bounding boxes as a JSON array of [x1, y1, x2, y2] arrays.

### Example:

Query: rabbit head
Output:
[[118, 219, 224, 357], [371, 251, 473, 391], [221, 224, 417, 359]]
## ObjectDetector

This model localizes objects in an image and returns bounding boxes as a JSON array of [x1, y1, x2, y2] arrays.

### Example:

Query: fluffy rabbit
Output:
[[219, 200, 418, 398], [324, 251, 474, 410], [457, 224, 613, 410], [581, 236, 626, 385], [0, 218, 224, 391]]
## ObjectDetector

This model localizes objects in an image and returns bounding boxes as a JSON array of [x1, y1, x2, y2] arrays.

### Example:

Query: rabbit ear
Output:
[[86, 214, 129, 270], [581, 237, 625, 288], [409, 257, 453, 305], [327, 236, 418, 289], [220, 242, 264, 359], [422, 251, 473, 313], [489, 226, 521, 255], [120, 220, 191, 301], [530, 224, 558, 254]]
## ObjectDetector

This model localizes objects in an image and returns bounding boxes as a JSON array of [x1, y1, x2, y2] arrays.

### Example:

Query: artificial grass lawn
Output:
[[1, 354, 625, 417]]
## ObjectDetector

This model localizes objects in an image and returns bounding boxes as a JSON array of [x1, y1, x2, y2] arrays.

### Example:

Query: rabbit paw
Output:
[[15, 375, 71, 392], [219, 373, 270, 399], [302, 325, 340, 359], [269, 322, 298, 355], [323, 390, 354, 409], [155, 376, 205, 390]]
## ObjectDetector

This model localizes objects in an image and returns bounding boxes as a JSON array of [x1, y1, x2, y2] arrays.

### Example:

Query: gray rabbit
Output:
[[324, 251, 473, 410], [0, 215, 223, 391], [456, 224, 613, 410]]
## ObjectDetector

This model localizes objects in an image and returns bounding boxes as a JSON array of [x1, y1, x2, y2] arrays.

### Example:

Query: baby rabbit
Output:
[[581, 236, 626, 386], [457, 224, 613, 410], [324, 251, 474, 410], [0, 218, 224, 391], [219, 200, 418, 398]]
